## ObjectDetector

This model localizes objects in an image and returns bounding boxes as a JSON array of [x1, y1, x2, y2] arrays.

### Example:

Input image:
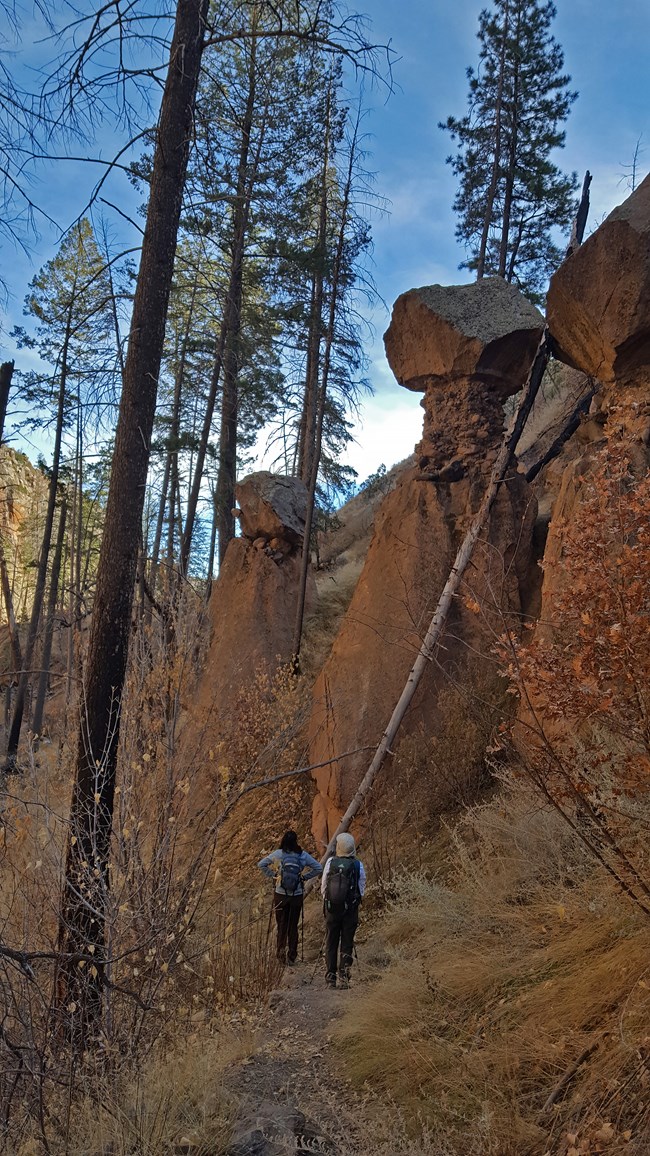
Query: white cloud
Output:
[[345, 390, 423, 482]]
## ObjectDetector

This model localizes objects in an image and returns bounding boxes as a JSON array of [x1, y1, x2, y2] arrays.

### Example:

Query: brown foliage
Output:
[[500, 431, 650, 912]]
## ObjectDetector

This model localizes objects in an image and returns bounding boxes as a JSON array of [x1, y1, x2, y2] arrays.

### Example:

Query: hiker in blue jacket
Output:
[[321, 832, 366, 989], [258, 830, 322, 965]]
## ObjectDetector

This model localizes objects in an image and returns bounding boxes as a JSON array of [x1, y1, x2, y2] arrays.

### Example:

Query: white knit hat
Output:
[[335, 832, 356, 857]]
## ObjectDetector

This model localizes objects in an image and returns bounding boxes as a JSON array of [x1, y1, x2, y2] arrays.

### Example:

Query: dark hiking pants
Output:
[[273, 893, 303, 963], [325, 903, 359, 984]]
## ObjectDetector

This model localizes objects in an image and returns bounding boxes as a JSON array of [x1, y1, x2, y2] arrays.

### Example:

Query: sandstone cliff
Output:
[[193, 471, 315, 739]]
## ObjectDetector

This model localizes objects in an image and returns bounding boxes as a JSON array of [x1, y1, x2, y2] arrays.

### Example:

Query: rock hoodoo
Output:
[[193, 472, 312, 730], [307, 279, 542, 846], [385, 278, 543, 479], [234, 471, 308, 557]]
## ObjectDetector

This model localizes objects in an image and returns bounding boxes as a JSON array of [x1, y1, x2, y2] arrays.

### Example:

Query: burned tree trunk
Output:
[[58, 0, 209, 1044], [0, 360, 14, 446]]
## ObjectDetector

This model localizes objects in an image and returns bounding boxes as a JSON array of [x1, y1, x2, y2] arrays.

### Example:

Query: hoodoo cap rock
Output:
[[335, 833, 356, 857]]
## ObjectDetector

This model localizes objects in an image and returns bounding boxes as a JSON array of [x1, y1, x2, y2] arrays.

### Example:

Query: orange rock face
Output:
[[517, 178, 650, 776], [308, 467, 535, 845], [542, 176, 650, 615], [195, 539, 305, 725]]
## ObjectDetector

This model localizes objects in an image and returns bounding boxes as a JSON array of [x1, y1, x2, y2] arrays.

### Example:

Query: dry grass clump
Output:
[[13, 1028, 250, 1155], [334, 780, 650, 1155], [304, 1081, 450, 1155]]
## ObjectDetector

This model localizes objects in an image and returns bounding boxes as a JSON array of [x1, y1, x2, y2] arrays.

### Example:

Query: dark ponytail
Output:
[[280, 830, 302, 854]]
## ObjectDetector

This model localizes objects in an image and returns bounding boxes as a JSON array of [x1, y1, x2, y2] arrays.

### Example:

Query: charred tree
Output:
[[57, 0, 209, 1043]]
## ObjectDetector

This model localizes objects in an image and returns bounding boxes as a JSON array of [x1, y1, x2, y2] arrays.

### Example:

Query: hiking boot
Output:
[[287, 957, 297, 967], [326, 972, 337, 988], [338, 968, 350, 989]]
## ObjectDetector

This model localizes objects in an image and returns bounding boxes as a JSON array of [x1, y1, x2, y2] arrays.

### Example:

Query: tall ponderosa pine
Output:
[[442, 0, 577, 300], [269, 68, 375, 505]]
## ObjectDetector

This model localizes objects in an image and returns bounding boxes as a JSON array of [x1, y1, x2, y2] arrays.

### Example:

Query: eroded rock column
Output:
[[193, 471, 314, 730], [307, 279, 544, 846]]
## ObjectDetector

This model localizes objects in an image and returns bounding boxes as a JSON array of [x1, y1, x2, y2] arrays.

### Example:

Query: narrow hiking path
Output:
[[222, 962, 364, 1155]]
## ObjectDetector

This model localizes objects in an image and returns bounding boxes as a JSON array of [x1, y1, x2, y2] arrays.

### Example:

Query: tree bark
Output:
[[58, 0, 209, 1043], [166, 279, 197, 580], [296, 86, 331, 485], [497, 5, 521, 279], [0, 537, 22, 671], [0, 360, 14, 446], [65, 411, 82, 709], [476, 0, 509, 280], [32, 495, 67, 738], [293, 88, 353, 665], [214, 32, 259, 568]]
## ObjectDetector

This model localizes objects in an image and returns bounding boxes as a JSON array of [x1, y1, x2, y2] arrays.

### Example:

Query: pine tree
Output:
[[7, 219, 119, 763], [442, 0, 577, 300]]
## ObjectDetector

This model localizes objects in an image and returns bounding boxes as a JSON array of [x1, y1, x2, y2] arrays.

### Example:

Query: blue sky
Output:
[[2, 0, 649, 481], [342, 0, 650, 480]]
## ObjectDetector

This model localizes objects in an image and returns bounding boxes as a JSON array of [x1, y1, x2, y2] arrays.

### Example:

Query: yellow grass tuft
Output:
[[335, 781, 650, 1154]]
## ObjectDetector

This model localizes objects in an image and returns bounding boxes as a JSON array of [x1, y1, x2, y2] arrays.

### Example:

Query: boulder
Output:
[[384, 279, 544, 475], [384, 278, 544, 397], [235, 472, 308, 548], [547, 173, 650, 386]]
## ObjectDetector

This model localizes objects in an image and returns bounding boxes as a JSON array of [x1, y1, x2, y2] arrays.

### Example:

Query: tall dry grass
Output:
[[335, 778, 650, 1155]]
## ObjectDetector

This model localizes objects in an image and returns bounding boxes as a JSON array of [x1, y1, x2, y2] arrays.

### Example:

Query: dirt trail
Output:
[[222, 961, 378, 1155]]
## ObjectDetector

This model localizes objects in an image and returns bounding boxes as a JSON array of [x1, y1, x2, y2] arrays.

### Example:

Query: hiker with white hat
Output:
[[321, 832, 366, 989]]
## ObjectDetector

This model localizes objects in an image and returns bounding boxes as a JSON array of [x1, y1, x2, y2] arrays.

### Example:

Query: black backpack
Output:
[[325, 856, 360, 912], [280, 851, 303, 895]]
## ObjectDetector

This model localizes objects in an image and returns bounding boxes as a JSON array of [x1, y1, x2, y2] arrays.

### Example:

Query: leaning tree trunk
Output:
[[324, 328, 551, 855], [57, 0, 209, 1045]]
